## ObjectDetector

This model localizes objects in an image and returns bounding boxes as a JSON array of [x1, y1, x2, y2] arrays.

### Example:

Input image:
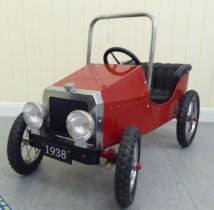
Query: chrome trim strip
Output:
[[43, 86, 104, 149], [86, 12, 157, 90]]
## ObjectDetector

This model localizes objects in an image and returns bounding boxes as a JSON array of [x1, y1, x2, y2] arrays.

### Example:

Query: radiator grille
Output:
[[49, 97, 88, 134]]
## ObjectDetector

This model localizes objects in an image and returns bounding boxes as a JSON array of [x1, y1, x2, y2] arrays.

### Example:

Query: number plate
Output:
[[43, 143, 72, 164]]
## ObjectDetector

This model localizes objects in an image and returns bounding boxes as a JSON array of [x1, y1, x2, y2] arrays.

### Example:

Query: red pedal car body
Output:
[[7, 12, 200, 208]]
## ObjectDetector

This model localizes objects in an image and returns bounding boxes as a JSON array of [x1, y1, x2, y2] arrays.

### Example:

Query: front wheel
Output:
[[176, 90, 200, 147], [7, 113, 43, 175], [114, 126, 141, 208]]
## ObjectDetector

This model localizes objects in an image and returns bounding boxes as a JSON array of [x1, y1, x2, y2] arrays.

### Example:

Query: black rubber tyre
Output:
[[7, 113, 43, 175], [114, 126, 141, 208], [176, 90, 200, 148]]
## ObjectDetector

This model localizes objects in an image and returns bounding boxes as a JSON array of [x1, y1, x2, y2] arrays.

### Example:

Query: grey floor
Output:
[[0, 117, 213, 210]]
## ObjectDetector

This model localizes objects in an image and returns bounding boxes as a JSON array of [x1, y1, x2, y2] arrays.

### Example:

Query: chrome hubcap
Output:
[[185, 97, 198, 140], [130, 141, 138, 192], [21, 127, 40, 164]]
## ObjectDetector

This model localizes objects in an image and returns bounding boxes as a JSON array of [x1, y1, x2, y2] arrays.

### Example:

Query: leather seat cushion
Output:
[[142, 63, 192, 103]]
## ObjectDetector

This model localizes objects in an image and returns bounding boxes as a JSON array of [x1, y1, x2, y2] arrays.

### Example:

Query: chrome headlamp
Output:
[[23, 102, 46, 129], [66, 110, 95, 141]]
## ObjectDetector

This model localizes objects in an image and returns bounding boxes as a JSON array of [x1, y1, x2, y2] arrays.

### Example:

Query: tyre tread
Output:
[[115, 126, 141, 208]]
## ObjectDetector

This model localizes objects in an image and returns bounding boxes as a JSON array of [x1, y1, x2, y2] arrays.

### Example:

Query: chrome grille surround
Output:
[[42, 86, 104, 149]]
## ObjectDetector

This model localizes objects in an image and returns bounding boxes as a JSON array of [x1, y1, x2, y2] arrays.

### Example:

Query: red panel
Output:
[[52, 63, 189, 149], [147, 74, 189, 130], [54, 64, 143, 91], [101, 65, 149, 148], [102, 74, 189, 148]]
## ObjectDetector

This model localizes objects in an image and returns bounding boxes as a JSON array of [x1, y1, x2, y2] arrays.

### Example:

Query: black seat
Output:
[[142, 63, 192, 103]]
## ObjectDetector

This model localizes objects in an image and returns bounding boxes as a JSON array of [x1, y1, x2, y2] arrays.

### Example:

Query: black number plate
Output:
[[43, 143, 72, 164]]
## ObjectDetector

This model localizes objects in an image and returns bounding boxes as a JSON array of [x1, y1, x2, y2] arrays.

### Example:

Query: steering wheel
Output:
[[103, 47, 141, 65]]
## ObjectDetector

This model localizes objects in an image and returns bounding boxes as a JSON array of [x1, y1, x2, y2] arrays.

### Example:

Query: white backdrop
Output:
[[0, 0, 213, 108]]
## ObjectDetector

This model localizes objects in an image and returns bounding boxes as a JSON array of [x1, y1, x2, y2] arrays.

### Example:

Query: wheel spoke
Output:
[[22, 138, 29, 145], [25, 146, 33, 161], [130, 171, 136, 181], [186, 115, 192, 121], [34, 148, 38, 155], [20, 127, 41, 164]]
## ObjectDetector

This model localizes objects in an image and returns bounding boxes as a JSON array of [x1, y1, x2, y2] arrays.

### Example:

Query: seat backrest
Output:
[[142, 63, 191, 92]]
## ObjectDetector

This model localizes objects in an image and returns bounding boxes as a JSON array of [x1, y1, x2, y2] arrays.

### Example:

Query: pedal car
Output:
[[7, 12, 200, 208]]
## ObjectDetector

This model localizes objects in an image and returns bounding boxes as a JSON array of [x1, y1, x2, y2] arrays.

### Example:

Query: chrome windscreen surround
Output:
[[42, 86, 104, 149]]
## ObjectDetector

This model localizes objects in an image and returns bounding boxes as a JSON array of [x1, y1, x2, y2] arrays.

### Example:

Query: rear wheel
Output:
[[176, 90, 200, 147], [7, 113, 43, 175], [114, 126, 141, 208]]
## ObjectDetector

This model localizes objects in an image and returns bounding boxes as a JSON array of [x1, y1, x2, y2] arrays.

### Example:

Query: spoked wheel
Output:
[[177, 90, 200, 147], [115, 126, 141, 208], [7, 113, 43, 175]]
